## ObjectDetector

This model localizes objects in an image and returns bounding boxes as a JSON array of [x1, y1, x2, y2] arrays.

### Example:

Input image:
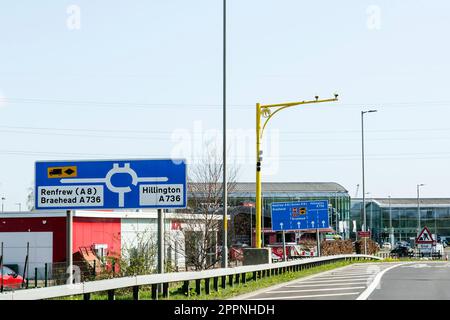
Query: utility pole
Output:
[[389, 196, 394, 247], [361, 109, 377, 254], [221, 0, 228, 268], [417, 184, 425, 232]]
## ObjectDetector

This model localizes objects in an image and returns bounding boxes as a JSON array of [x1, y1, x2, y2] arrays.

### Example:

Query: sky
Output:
[[1, 0, 450, 211]]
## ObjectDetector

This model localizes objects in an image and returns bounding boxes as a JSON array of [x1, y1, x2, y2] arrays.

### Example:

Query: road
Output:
[[235, 261, 450, 300], [369, 261, 450, 300]]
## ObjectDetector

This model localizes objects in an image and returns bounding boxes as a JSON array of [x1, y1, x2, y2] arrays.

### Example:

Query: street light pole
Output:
[[417, 184, 425, 232], [1, 197, 5, 213], [221, 0, 228, 268], [389, 195, 394, 247], [361, 109, 377, 255], [255, 95, 339, 248]]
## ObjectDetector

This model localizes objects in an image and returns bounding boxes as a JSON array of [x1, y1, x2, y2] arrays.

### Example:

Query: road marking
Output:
[[294, 278, 371, 284], [314, 275, 374, 280], [267, 287, 366, 294], [249, 292, 361, 300], [356, 264, 403, 300], [286, 282, 370, 288]]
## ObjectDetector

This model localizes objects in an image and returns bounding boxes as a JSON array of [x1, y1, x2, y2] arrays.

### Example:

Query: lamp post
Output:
[[221, 0, 228, 268], [255, 95, 339, 248], [389, 195, 394, 247], [417, 184, 425, 232], [361, 109, 377, 254], [1, 197, 5, 212]]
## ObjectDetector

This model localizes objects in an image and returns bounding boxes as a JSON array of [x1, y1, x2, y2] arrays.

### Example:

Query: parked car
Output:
[[0, 266, 24, 290], [390, 246, 413, 258], [395, 241, 411, 249]]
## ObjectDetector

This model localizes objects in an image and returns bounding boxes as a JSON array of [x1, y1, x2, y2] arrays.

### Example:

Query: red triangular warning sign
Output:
[[416, 226, 434, 244]]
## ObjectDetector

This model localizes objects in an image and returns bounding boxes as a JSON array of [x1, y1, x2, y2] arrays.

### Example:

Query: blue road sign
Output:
[[35, 159, 186, 210], [271, 200, 329, 231]]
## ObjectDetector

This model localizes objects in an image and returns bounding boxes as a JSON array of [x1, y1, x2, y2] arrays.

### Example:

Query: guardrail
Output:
[[0, 254, 381, 301], [376, 251, 445, 260]]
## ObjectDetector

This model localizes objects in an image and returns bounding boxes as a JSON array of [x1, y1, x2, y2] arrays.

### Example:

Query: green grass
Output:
[[54, 259, 374, 300]]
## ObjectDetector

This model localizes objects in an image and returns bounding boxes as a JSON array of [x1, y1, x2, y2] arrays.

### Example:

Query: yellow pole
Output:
[[254, 95, 338, 249], [256, 103, 262, 248]]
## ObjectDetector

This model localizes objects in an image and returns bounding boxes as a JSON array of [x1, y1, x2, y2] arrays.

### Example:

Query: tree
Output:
[[167, 146, 238, 271]]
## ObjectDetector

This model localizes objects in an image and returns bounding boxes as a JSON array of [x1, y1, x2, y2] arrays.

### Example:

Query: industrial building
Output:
[[351, 198, 450, 244], [0, 210, 210, 279]]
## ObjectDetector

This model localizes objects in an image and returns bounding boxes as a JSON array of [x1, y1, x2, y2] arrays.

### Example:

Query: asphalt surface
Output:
[[369, 261, 450, 300], [236, 263, 394, 300]]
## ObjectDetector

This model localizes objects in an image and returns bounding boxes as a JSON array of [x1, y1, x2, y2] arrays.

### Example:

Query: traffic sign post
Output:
[[35, 159, 186, 281], [358, 231, 371, 238], [271, 200, 329, 231], [35, 159, 187, 210], [271, 200, 329, 257], [416, 226, 436, 256]]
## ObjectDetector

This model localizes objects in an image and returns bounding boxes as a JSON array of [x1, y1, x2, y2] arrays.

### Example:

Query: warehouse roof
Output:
[[189, 182, 347, 195], [353, 198, 450, 208], [231, 182, 347, 193]]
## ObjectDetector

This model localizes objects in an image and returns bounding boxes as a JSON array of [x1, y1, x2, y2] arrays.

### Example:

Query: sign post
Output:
[[158, 208, 165, 274], [66, 210, 73, 285], [35, 159, 187, 279], [282, 230, 286, 261], [271, 200, 329, 232], [271, 200, 329, 258], [416, 226, 435, 256], [316, 228, 321, 257]]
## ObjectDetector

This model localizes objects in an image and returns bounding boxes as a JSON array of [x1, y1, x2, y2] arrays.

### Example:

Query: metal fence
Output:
[[0, 254, 381, 300], [1, 259, 121, 292]]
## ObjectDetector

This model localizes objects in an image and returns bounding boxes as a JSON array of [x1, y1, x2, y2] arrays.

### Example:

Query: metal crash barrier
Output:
[[0, 254, 381, 301]]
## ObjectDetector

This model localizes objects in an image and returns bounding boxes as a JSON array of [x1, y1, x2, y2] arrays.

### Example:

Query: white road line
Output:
[[293, 278, 371, 284], [285, 282, 370, 288], [356, 264, 404, 300], [328, 271, 373, 274], [249, 292, 361, 300], [314, 275, 373, 280], [267, 287, 366, 294]]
